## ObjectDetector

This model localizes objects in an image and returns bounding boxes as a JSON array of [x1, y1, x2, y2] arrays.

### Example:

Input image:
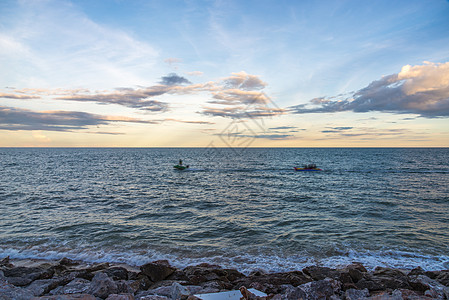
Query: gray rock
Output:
[[105, 294, 135, 300], [33, 294, 97, 299], [87, 272, 118, 299], [141, 261, 176, 283], [26, 279, 60, 296], [345, 288, 369, 300], [170, 282, 190, 300], [0, 278, 35, 299], [137, 296, 169, 300], [50, 278, 91, 295], [298, 278, 341, 300]]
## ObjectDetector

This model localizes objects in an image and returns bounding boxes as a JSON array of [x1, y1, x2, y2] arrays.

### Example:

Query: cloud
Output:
[[223, 71, 267, 90], [56, 88, 169, 112], [186, 71, 203, 76], [164, 58, 182, 66], [202, 106, 285, 119], [163, 118, 214, 125], [0, 92, 40, 99], [290, 62, 449, 118], [160, 73, 192, 86], [209, 89, 270, 105], [0, 106, 157, 132]]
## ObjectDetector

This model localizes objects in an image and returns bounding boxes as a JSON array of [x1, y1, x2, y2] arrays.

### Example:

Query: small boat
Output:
[[294, 164, 322, 171], [174, 165, 189, 170]]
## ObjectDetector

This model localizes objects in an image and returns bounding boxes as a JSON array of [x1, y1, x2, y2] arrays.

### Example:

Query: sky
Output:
[[1, 0, 449, 147]]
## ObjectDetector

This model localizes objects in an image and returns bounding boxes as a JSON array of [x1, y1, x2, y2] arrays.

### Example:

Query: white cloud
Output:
[[290, 62, 449, 117]]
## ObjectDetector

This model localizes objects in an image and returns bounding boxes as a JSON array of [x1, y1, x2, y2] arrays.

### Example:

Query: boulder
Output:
[[141, 261, 176, 283], [105, 267, 129, 281], [233, 270, 310, 294], [59, 257, 80, 266], [34, 294, 97, 299], [87, 272, 118, 299], [105, 294, 135, 300], [345, 288, 369, 300], [50, 278, 91, 295], [0, 277, 35, 299], [302, 266, 341, 281], [26, 278, 61, 296], [297, 278, 341, 299], [170, 282, 191, 299], [3, 265, 54, 282]]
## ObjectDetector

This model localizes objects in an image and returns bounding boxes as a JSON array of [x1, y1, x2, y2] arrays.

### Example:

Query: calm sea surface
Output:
[[0, 148, 448, 273]]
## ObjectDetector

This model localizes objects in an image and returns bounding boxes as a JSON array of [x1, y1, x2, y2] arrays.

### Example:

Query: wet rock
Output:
[[170, 282, 190, 299], [297, 278, 341, 300], [355, 278, 384, 291], [182, 263, 238, 285], [59, 257, 80, 266], [408, 266, 425, 276], [50, 278, 91, 295], [0, 256, 14, 268], [137, 296, 169, 300], [0, 277, 35, 299], [3, 265, 55, 282], [141, 261, 176, 283], [233, 270, 310, 294], [6, 276, 33, 286], [345, 288, 369, 300], [26, 278, 61, 296], [105, 294, 135, 300], [407, 275, 430, 292], [283, 285, 308, 299], [435, 270, 449, 286], [302, 266, 341, 281], [34, 294, 97, 299], [105, 267, 129, 281], [87, 272, 118, 299]]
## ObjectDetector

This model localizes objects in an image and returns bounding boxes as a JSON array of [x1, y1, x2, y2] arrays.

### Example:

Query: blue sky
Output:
[[1, 0, 448, 146]]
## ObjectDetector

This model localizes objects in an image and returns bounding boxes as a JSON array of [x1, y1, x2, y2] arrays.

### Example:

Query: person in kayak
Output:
[[179, 159, 183, 165]]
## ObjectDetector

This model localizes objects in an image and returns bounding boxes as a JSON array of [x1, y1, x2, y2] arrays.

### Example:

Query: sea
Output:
[[0, 147, 448, 273]]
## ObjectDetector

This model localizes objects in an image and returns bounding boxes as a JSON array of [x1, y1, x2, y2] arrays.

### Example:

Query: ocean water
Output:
[[0, 147, 448, 273]]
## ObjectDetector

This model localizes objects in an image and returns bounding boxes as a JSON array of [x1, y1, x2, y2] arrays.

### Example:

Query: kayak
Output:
[[174, 165, 189, 170], [294, 167, 322, 171]]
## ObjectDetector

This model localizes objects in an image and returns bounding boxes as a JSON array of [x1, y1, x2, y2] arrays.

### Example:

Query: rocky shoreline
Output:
[[1, 256, 448, 299]]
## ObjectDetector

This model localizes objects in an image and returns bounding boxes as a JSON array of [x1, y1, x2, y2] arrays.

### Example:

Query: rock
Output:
[[105, 294, 135, 300], [50, 278, 91, 295], [435, 270, 449, 286], [87, 272, 118, 299], [407, 275, 430, 292], [26, 279, 60, 296], [302, 266, 341, 281], [170, 282, 190, 299], [34, 294, 97, 299], [141, 261, 176, 283], [3, 266, 54, 282], [233, 271, 310, 294], [283, 286, 308, 299], [345, 288, 369, 300], [105, 267, 129, 281], [59, 257, 80, 266], [355, 278, 384, 291], [137, 296, 169, 300], [0, 256, 14, 268], [408, 266, 425, 276], [0, 277, 35, 299], [369, 267, 411, 290], [5, 276, 33, 286], [297, 278, 341, 300], [182, 263, 236, 285], [348, 268, 364, 283]]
